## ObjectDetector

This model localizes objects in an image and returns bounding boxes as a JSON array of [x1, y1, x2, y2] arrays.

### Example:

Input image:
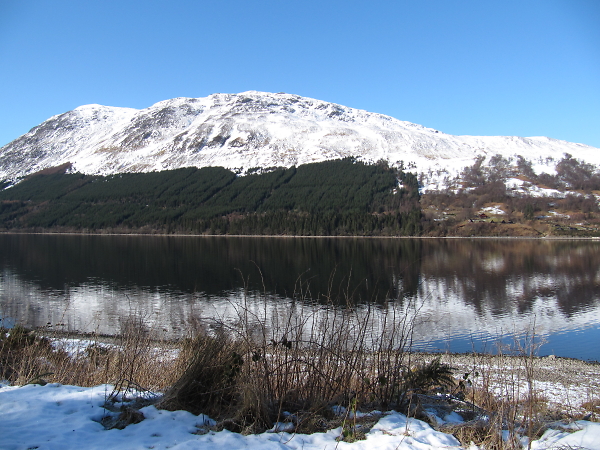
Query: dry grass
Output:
[[440, 420, 513, 450], [581, 398, 600, 422], [0, 317, 182, 394]]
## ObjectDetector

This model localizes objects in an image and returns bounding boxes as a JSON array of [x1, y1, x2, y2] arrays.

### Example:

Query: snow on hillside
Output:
[[1, 91, 599, 184]]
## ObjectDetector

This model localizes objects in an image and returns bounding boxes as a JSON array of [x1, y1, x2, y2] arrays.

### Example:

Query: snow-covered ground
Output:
[[1, 382, 599, 450], [504, 178, 568, 199], [479, 205, 506, 216]]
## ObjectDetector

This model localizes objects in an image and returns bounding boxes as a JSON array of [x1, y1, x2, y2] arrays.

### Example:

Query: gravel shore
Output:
[[420, 352, 600, 415]]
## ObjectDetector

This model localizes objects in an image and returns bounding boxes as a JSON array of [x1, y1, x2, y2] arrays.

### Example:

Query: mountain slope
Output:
[[1, 91, 599, 182]]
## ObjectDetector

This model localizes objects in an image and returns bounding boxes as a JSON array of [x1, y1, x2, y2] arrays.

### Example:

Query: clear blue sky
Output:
[[1, 0, 599, 148]]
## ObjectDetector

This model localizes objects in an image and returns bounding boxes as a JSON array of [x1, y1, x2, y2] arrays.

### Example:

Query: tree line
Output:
[[0, 158, 422, 236]]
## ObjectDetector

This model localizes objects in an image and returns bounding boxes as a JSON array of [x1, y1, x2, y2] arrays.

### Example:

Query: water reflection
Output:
[[1, 235, 599, 360], [419, 239, 600, 318]]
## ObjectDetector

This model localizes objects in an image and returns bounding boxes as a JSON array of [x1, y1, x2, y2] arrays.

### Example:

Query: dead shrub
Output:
[[155, 277, 446, 435], [76, 314, 183, 401], [157, 330, 245, 418]]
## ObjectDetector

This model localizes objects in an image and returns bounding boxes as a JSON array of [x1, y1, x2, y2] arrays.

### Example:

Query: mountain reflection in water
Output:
[[1, 235, 599, 361]]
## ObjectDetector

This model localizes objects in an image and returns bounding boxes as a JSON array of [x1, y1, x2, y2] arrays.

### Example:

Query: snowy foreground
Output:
[[1, 383, 599, 450]]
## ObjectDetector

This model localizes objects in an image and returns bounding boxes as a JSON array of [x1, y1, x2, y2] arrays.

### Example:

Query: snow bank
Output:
[[0, 383, 462, 450], [1, 383, 599, 450], [531, 421, 600, 449]]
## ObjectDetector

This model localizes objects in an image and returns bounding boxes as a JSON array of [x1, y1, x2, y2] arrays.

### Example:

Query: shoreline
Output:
[[44, 329, 600, 415], [48, 328, 600, 364], [1, 230, 600, 240], [435, 352, 600, 416]]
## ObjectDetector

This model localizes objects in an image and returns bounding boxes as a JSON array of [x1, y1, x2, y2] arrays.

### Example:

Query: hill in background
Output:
[[2, 91, 600, 237]]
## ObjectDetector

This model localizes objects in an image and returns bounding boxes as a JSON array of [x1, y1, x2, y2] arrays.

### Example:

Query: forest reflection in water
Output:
[[1, 234, 599, 360]]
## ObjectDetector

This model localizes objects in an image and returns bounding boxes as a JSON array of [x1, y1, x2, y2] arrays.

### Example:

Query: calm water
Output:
[[1, 234, 599, 361]]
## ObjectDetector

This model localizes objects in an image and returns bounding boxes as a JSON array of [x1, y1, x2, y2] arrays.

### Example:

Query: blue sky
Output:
[[1, 0, 599, 148]]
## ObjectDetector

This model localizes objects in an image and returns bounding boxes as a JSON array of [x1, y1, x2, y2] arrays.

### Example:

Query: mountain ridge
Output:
[[1, 91, 599, 184]]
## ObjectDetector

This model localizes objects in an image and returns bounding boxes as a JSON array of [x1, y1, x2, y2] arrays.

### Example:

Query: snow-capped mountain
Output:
[[1, 91, 599, 183]]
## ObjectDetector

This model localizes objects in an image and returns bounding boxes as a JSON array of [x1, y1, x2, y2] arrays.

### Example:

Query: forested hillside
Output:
[[0, 158, 421, 236]]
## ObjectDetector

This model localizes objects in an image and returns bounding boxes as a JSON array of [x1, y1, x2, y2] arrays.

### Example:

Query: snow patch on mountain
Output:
[[1, 91, 599, 184]]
